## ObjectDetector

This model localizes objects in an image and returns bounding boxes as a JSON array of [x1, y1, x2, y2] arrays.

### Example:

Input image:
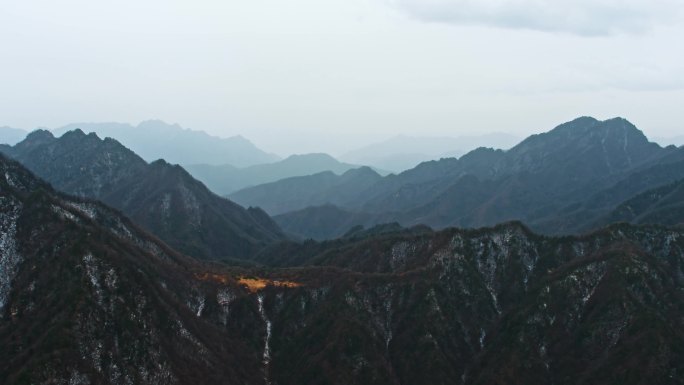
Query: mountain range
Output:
[[230, 167, 383, 216], [0, 130, 286, 260], [232, 117, 684, 240], [1, 123, 385, 197], [52, 120, 280, 167], [2, 152, 684, 384], [185, 153, 367, 195], [654, 134, 684, 147], [3, 116, 684, 384], [339, 133, 520, 173]]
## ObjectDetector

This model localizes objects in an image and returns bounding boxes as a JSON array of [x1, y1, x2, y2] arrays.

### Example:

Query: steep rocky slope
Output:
[[0, 154, 268, 384], [0, 130, 286, 260]]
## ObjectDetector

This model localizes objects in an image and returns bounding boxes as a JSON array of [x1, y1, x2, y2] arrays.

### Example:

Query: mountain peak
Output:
[[2, 132, 286, 259], [568, 115, 599, 125], [601, 116, 644, 133], [52, 120, 279, 167], [513, 116, 651, 152], [546, 116, 644, 138], [59, 128, 104, 142], [341, 166, 381, 179], [137, 119, 182, 130], [13, 129, 55, 151], [25, 129, 55, 141], [149, 158, 170, 167], [283, 153, 337, 162]]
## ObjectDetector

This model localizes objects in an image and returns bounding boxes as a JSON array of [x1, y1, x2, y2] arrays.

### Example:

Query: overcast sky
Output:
[[1, 0, 683, 155]]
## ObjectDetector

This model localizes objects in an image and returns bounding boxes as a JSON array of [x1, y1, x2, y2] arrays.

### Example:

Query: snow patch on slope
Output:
[[257, 294, 272, 384], [65, 201, 98, 220], [0, 197, 22, 313]]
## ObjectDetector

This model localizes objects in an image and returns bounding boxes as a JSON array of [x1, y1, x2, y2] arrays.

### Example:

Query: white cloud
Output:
[[1, 0, 683, 153], [392, 0, 684, 35]]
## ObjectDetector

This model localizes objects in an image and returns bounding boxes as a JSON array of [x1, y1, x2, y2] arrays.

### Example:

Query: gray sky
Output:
[[1, 0, 683, 155]]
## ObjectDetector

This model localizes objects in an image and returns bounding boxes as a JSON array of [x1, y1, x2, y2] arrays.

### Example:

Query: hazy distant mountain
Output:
[[653, 135, 684, 147], [53, 120, 279, 167], [186, 153, 365, 195], [340, 133, 520, 173], [229, 166, 382, 215], [0, 127, 28, 145], [252, 117, 684, 239], [0, 130, 286, 259]]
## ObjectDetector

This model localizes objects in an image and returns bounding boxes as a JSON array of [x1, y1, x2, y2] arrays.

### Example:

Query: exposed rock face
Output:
[[0, 130, 286, 260]]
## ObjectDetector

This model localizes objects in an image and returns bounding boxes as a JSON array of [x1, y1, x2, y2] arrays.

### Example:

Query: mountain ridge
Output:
[[0, 130, 286, 260], [52, 120, 280, 167], [186, 152, 371, 195], [252, 117, 684, 239], [340, 132, 520, 173], [230, 166, 383, 216]]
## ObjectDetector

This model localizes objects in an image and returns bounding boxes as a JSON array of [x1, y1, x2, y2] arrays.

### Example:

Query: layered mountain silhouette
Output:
[[230, 166, 383, 216], [0, 127, 28, 146], [53, 120, 279, 167], [3, 123, 370, 196], [654, 134, 684, 147], [186, 153, 366, 195], [3, 154, 684, 384], [0, 130, 285, 259], [239, 117, 684, 239], [340, 133, 520, 173]]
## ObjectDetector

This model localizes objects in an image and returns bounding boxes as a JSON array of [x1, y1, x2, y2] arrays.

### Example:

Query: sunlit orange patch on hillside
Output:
[[194, 273, 301, 292], [238, 277, 302, 292]]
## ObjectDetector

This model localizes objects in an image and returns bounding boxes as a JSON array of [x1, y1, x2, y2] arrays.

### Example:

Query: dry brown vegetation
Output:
[[238, 277, 302, 292]]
